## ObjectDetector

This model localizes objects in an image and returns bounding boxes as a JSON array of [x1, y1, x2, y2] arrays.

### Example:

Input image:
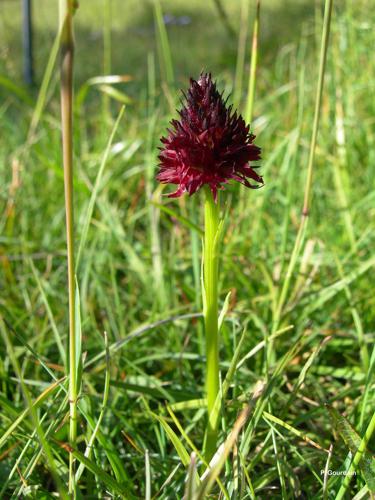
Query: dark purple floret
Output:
[[157, 73, 263, 200]]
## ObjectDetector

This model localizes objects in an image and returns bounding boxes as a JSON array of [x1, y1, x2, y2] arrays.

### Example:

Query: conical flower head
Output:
[[157, 73, 263, 199]]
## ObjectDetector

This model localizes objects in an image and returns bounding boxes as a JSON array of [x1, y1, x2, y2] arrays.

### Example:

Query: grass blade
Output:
[[0, 319, 69, 498], [244, 0, 260, 124], [58, 442, 132, 497], [197, 404, 251, 499], [184, 453, 198, 500], [153, 0, 174, 86], [76, 105, 125, 268], [327, 406, 375, 495], [149, 410, 190, 466]]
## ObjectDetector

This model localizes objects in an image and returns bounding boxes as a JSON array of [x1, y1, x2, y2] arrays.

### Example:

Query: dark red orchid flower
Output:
[[157, 73, 263, 200]]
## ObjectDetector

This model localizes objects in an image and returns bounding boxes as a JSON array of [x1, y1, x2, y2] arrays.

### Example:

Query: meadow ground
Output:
[[0, 0, 374, 498]]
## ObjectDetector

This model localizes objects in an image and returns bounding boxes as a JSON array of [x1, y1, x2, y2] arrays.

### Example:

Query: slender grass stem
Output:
[[145, 68, 166, 309], [153, 0, 174, 87], [75, 332, 110, 482], [271, 0, 333, 348], [302, 0, 333, 216], [233, 0, 250, 109], [240, 0, 260, 213], [102, 0, 112, 122], [203, 187, 220, 460], [59, 0, 77, 494], [244, 0, 260, 124]]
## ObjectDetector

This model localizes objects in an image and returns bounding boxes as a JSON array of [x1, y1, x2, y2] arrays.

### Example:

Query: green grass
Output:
[[0, 0, 374, 498]]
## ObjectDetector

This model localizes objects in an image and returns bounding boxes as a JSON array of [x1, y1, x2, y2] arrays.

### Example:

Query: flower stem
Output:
[[59, 0, 76, 494], [203, 187, 220, 460]]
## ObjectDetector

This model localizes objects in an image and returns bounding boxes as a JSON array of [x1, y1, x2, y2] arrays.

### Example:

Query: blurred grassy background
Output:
[[1, 0, 315, 84]]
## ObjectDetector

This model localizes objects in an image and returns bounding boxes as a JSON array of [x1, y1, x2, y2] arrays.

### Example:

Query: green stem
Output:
[[244, 0, 260, 124], [203, 187, 220, 460], [153, 0, 174, 87], [59, 0, 76, 495], [270, 0, 333, 357], [301, 0, 333, 216], [239, 0, 260, 215], [233, 0, 250, 109]]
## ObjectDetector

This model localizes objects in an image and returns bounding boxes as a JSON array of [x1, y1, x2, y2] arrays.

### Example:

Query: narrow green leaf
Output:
[[301, 256, 375, 320], [169, 399, 206, 412], [327, 406, 375, 492], [76, 106, 125, 268], [97, 84, 132, 104], [153, 0, 174, 85], [152, 201, 203, 236], [76, 332, 111, 482], [218, 291, 231, 332], [0, 378, 65, 450], [58, 442, 132, 497], [0, 75, 33, 105], [210, 328, 247, 434], [28, 30, 61, 136], [29, 260, 66, 366], [149, 411, 190, 466], [75, 74, 132, 107], [263, 411, 326, 451], [197, 405, 252, 499], [78, 406, 130, 483], [85, 313, 201, 368], [184, 453, 198, 500]]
